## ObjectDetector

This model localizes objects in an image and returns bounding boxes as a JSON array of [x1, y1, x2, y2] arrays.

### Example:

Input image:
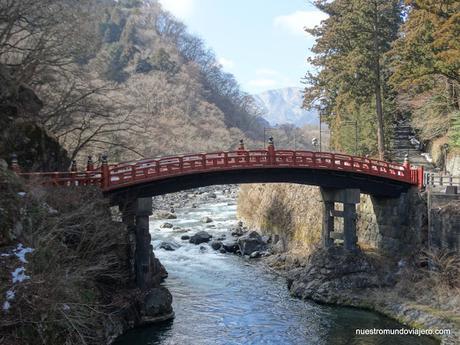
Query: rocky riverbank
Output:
[[263, 247, 459, 345]]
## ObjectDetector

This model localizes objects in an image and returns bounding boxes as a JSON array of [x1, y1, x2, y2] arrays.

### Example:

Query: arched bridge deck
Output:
[[16, 149, 423, 201]]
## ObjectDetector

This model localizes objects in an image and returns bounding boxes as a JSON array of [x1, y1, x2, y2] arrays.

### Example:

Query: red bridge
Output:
[[9, 140, 426, 288], [13, 140, 424, 201]]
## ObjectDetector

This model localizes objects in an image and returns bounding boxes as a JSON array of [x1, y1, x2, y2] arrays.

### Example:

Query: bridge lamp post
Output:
[[312, 137, 319, 151], [264, 127, 297, 150]]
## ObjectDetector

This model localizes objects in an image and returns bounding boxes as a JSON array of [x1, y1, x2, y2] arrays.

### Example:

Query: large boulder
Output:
[[222, 239, 238, 253], [142, 287, 174, 324], [237, 231, 266, 255], [158, 241, 180, 251], [189, 231, 212, 244], [287, 247, 384, 304]]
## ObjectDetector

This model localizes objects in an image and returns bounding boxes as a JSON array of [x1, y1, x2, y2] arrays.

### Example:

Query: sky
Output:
[[158, 0, 327, 95]]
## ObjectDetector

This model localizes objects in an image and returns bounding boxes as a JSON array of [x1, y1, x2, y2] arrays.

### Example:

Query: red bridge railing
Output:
[[13, 148, 423, 191]]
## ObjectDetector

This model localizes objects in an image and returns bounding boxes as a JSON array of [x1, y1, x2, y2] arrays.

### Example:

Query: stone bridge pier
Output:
[[320, 188, 360, 251], [119, 197, 155, 290]]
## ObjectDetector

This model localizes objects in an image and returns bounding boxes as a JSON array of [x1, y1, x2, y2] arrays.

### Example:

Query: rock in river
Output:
[[189, 231, 212, 244], [181, 235, 190, 240], [159, 241, 179, 251], [249, 251, 261, 259], [155, 211, 177, 220], [211, 241, 222, 250], [160, 222, 174, 229], [237, 231, 266, 255], [222, 239, 238, 253], [201, 216, 213, 223], [143, 287, 174, 324]]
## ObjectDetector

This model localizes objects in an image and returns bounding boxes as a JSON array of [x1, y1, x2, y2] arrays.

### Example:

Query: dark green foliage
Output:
[[388, 0, 460, 151], [304, 0, 403, 158]]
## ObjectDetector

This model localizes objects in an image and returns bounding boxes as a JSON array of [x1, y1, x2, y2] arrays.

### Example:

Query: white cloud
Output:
[[256, 68, 280, 76], [274, 10, 328, 37], [218, 57, 235, 69], [248, 79, 278, 88], [159, 0, 194, 19]]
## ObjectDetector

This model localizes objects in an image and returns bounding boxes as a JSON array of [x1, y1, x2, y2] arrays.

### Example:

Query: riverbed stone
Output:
[[181, 235, 190, 240], [222, 239, 238, 253], [211, 241, 222, 250], [201, 216, 213, 223], [189, 231, 212, 244], [160, 222, 173, 229], [249, 251, 261, 259], [155, 211, 177, 220], [158, 241, 179, 251], [237, 231, 266, 255], [231, 227, 244, 237]]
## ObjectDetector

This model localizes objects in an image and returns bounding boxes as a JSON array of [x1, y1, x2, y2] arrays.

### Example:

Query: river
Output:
[[114, 187, 438, 345]]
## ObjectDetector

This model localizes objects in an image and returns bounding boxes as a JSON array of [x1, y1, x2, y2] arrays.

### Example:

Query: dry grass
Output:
[[237, 184, 322, 253], [393, 250, 460, 317], [0, 175, 134, 345]]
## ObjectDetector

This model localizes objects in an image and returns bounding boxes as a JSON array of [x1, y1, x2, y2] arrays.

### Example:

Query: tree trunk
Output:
[[375, 74, 385, 160], [373, 3, 385, 160]]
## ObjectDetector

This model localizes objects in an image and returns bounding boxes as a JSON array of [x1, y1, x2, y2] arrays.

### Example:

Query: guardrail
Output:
[[424, 172, 460, 189], [14, 149, 422, 191]]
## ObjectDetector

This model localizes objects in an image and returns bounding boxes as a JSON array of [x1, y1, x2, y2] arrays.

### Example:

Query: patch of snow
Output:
[[6, 290, 15, 301], [14, 243, 34, 263], [11, 267, 30, 283], [43, 203, 58, 215], [1, 253, 10, 257], [63, 304, 70, 311], [421, 153, 433, 163], [3, 301, 10, 311], [17, 192, 26, 197]]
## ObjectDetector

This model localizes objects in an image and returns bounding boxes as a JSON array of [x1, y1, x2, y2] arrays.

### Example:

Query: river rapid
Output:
[[114, 186, 438, 345]]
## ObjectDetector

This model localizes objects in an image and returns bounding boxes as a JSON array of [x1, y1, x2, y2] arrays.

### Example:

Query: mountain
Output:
[[253, 87, 318, 127]]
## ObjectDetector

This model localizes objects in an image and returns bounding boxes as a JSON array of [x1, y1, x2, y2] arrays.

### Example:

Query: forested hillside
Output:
[[303, 0, 459, 165], [0, 0, 264, 167]]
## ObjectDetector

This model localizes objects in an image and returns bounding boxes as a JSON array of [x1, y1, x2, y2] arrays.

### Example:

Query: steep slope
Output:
[[253, 87, 318, 127]]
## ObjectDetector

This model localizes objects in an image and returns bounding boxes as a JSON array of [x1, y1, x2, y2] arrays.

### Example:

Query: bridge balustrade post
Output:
[[238, 139, 245, 151], [101, 154, 110, 189], [267, 137, 275, 165], [71, 160, 77, 172], [86, 156, 94, 171]]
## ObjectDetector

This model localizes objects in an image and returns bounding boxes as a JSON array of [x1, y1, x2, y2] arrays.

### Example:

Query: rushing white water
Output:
[[115, 188, 438, 345]]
